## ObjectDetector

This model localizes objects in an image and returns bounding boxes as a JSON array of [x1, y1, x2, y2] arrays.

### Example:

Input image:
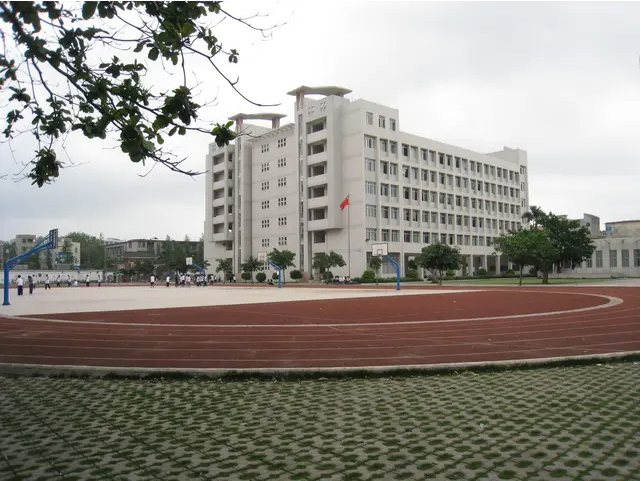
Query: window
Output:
[[440, 214, 446, 225], [366, 228, 378, 241], [378, 115, 386, 128], [621, 249, 630, 268], [403, 187, 410, 200], [278, 236, 287, 246], [609, 250, 618, 268], [391, 207, 399, 219], [412, 189, 419, 201], [390, 185, 398, 197], [404, 209, 410, 221], [261, 200, 269, 210], [261, 143, 269, 153], [404, 231, 411, 242], [402, 144, 409, 157], [365, 204, 377, 217], [421, 190, 428, 202], [278, 197, 287, 207], [411, 167, 419, 180], [277, 158, 287, 168], [381, 229, 390, 241], [412, 210, 419, 222], [278, 177, 287, 187], [365, 181, 377, 195], [403, 166, 410, 179], [421, 149, 428, 161], [391, 230, 400, 242], [423, 232, 430, 244], [261, 238, 270, 248], [380, 161, 389, 174], [585, 257, 592, 268], [365, 135, 375, 149], [261, 181, 269, 191], [261, 162, 270, 172], [381, 206, 389, 219], [390, 142, 398, 154], [634, 249, 640, 267], [365, 158, 376, 171], [596, 250, 603, 268], [380, 139, 388, 153], [366, 112, 373, 124], [412, 231, 420, 243], [380, 183, 389, 196], [278, 216, 287, 226], [421, 169, 428, 182], [389, 163, 398, 176], [261, 219, 270, 228], [390, 118, 396, 131]]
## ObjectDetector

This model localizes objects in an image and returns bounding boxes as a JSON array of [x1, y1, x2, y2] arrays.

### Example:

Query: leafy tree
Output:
[[267, 248, 296, 281], [492, 229, 542, 286], [240, 256, 261, 283], [368, 256, 382, 283], [521, 206, 596, 284], [44, 249, 53, 269], [215, 258, 233, 281], [59, 237, 75, 264], [65, 231, 107, 268], [416, 243, 461, 285], [240, 271, 251, 282], [0, 1, 280, 186], [312, 251, 346, 276], [133, 259, 155, 277]]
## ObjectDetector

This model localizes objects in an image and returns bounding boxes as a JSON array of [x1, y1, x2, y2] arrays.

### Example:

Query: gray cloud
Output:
[[0, 1, 638, 240]]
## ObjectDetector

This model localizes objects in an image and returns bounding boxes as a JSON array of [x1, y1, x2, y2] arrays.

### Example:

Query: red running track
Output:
[[0, 287, 638, 369]]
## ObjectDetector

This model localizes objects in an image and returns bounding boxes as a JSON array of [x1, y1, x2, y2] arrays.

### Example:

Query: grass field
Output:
[[1, 361, 639, 480], [444, 277, 614, 285]]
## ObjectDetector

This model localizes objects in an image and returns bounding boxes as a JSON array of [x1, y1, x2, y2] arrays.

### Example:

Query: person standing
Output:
[[67, 274, 72, 287], [16, 275, 24, 296], [28, 275, 34, 295], [150, 274, 155, 288], [56, 274, 61, 288], [85, 274, 90, 287], [44, 274, 51, 290], [166, 275, 170, 287], [98, 274, 102, 287]]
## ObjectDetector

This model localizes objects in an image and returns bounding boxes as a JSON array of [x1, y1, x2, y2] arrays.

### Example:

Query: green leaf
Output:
[[134, 42, 145, 53], [148, 47, 159, 61], [82, 2, 98, 20]]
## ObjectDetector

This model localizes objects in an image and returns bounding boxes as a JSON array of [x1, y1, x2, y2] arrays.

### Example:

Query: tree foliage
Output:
[[215, 257, 233, 281], [240, 255, 260, 283], [267, 248, 296, 281], [416, 243, 461, 285], [492, 228, 553, 286], [65, 231, 107, 268], [520, 205, 596, 284], [312, 251, 346, 274], [0, 1, 279, 186], [58, 237, 75, 264]]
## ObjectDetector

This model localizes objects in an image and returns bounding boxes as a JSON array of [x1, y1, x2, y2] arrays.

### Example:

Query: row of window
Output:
[[260, 237, 288, 248], [367, 201, 521, 219], [260, 158, 287, 172], [260, 198, 288, 209], [367, 183, 522, 213], [260, 138, 287, 153], [261, 217, 288, 228], [366, 111, 397, 131], [365, 228, 498, 247], [367, 206, 520, 230], [589, 249, 641, 268], [364, 137, 522, 181], [365, 158, 523, 192], [260, 178, 287, 191]]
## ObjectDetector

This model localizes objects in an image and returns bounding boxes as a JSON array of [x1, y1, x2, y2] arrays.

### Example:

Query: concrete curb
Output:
[[0, 351, 638, 380]]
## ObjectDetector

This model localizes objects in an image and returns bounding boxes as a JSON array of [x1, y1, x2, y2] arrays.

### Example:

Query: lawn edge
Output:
[[0, 351, 638, 382]]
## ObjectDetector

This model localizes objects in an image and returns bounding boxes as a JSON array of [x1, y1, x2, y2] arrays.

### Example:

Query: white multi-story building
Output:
[[204, 85, 530, 278]]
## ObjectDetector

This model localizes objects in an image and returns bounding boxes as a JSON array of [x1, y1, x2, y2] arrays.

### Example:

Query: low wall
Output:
[[1, 269, 118, 285]]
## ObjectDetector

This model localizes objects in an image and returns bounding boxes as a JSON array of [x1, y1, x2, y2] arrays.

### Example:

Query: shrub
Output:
[[361, 269, 376, 283], [476, 267, 488, 277], [529, 267, 538, 276], [272, 272, 279, 280], [255, 272, 266, 283], [240, 272, 251, 282], [406, 269, 418, 279], [446, 269, 457, 279], [504, 269, 516, 277], [290, 270, 303, 280]]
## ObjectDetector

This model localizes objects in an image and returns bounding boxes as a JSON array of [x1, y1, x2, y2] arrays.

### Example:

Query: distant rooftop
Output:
[[228, 113, 286, 122], [286, 85, 352, 97]]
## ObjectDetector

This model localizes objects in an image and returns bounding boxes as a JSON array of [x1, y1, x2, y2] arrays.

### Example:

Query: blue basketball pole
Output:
[[3, 229, 58, 306], [386, 256, 401, 291], [191, 263, 207, 286], [267, 261, 282, 288]]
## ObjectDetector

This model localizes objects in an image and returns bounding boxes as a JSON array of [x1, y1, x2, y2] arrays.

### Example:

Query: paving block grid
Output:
[[1, 362, 639, 481]]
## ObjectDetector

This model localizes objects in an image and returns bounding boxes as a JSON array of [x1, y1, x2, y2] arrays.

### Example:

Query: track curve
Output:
[[0, 287, 638, 370]]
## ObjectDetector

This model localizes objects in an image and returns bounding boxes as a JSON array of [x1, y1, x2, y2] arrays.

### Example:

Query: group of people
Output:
[[14, 273, 102, 295], [161, 273, 209, 288]]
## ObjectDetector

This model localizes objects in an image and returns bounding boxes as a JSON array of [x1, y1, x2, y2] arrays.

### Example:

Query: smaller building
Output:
[[565, 216, 640, 277], [14, 234, 37, 254], [105, 238, 200, 269], [48, 238, 81, 266]]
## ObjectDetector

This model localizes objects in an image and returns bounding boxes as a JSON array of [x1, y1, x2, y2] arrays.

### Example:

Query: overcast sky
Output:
[[0, 1, 639, 241]]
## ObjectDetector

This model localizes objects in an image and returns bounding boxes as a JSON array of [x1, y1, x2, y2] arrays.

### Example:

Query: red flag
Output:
[[340, 195, 349, 210]]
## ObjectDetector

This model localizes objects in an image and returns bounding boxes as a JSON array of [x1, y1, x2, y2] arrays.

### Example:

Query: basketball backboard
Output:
[[371, 243, 388, 257], [186, 257, 193, 266], [257, 251, 267, 263]]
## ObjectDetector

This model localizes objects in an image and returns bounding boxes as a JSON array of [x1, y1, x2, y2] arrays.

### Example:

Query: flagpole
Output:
[[347, 194, 351, 278]]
